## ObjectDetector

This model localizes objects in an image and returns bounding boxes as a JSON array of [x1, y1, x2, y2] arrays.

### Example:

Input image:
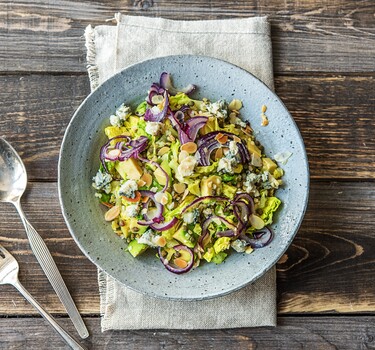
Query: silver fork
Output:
[[0, 244, 87, 350]]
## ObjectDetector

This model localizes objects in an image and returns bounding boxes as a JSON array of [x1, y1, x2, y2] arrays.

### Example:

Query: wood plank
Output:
[[1, 1, 375, 73], [0, 181, 374, 315], [0, 74, 90, 181], [1, 74, 374, 181], [1, 316, 375, 349], [275, 75, 375, 179]]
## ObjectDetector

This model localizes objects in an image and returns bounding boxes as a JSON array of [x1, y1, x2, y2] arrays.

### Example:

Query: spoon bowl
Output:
[[0, 138, 27, 204]]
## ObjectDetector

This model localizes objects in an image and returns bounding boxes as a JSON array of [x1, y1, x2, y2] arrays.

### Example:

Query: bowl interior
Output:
[[59, 55, 309, 300]]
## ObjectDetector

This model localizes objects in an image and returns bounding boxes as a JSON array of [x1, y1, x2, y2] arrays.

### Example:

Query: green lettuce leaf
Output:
[[260, 197, 281, 225]]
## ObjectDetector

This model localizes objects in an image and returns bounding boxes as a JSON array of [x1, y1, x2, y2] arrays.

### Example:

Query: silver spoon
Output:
[[0, 137, 89, 339]]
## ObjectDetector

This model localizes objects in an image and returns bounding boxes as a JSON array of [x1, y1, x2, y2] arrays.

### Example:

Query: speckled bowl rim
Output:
[[58, 55, 309, 300]]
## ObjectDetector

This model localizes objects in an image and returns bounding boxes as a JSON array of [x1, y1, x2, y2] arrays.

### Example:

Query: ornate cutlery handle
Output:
[[15, 201, 89, 339], [13, 280, 87, 350]]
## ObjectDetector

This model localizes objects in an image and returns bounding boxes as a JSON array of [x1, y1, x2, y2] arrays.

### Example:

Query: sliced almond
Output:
[[217, 135, 228, 145], [141, 173, 152, 187], [228, 99, 243, 111], [104, 205, 121, 221], [174, 258, 188, 269], [151, 94, 164, 105], [181, 188, 189, 201], [156, 236, 167, 247], [160, 196, 169, 205], [158, 146, 170, 156], [141, 196, 150, 203], [242, 125, 253, 136], [261, 114, 269, 126], [214, 147, 223, 160], [179, 150, 189, 163], [181, 142, 197, 154], [261, 104, 267, 113], [154, 191, 168, 205], [173, 183, 186, 194], [137, 179, 146, 187], [249, 214, 265, 230], [214, 133, 224, 141], [107, 149, 121, 158], [233, 135, 241, 143], [251, 153, 262, 167]]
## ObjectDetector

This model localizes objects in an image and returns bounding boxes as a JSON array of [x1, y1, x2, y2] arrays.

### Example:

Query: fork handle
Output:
[[13, 280, 87, 350], [15, 202, 89, 339]]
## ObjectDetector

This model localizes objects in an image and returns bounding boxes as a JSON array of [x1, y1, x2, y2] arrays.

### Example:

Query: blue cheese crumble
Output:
[[109, 104, 131, 127], [205, 100, 228, 119], [137, 229, 160, 247], [217, 142, 239, 173], [92, 170, 112, 194], [183, 209, 199, 224], [124, 204, 139, 218], [231, 239, 247, 253], [118, 180, 138, 198], [145, 121, 163, 136]]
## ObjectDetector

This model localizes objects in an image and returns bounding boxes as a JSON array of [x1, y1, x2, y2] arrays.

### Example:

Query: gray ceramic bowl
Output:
[[58, 55, 309, 300]]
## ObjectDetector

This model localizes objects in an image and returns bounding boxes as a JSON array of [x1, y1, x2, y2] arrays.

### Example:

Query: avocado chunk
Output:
[[173, 226, 195, 248], [262, 157, 277, 173], [127, 240, 148, 257], [128, 218, 147, 235], [247, 140, 262, 157], [201, 175, 222, 196], [154, 159, 171, 186], [116, 158, 143, 180]]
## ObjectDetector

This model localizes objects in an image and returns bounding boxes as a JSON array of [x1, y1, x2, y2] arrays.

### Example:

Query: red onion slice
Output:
[[197, 131, 250, 166], [183, 116, 208, 144], [117, 136, 148, 161], [146, 83, 165, 106], [240, 227, 273, 249], [170, 111, 208, 144], [150, 217, 178, 231], [233, 193, 255, 216], [137, 190, 164, 226], [100, 135, 130, 173], [159, 72, 196, 96], [144, 91, 169, 122], [158, 245, 194, 274]]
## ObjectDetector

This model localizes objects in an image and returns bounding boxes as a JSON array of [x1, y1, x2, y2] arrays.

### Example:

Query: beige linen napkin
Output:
[[85, 14, 277, 331]]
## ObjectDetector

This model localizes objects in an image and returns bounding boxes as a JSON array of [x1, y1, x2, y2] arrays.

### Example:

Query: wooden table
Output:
[[1, 1, 374, 349]]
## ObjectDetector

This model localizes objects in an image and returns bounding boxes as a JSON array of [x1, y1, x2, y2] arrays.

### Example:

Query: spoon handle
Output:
[[13, 280, 87, 350], [15, 202, 89, 339]]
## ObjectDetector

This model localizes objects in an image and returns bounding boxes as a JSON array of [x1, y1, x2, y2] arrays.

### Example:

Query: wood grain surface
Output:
[[1, 74, 374, 181], [0, 181, 374, 315], [1, 316, 375, 350], [1, 1, 375, 73]]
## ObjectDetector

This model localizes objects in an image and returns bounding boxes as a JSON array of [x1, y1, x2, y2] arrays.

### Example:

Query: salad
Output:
[[92, 73, 283, 274]]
